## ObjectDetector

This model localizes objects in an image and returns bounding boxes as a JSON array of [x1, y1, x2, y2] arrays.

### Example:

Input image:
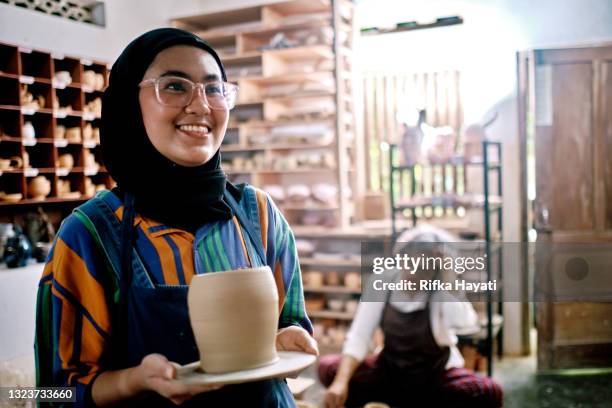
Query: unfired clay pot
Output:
[[188, 267, 279, 374], [28, 176, 51, 200]]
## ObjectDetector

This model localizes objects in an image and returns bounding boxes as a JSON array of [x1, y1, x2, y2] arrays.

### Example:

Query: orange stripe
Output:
[[41, 261, 53, 279], [169, 232, 196, 284], [51, 285, 76, 372], [232, 216, 251, 266], [255, 190, 268, 252], [77, 371, 98, 385], [274, 261, 286, 312], [53, 239, 111, 333], [80, 316, 106, 367], [142, 226, 179, 285]]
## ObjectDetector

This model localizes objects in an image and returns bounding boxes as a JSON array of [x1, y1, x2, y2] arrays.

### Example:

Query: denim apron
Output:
[[77, 189, 295, 407]]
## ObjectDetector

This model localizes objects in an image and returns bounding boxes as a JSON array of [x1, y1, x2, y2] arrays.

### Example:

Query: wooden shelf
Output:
[[0, 196, 89, 206], [237, 91, 335, 106], [281, 204, 338, 211], [238, 70, 334, 85], [300, 257, 361, 268], [172, 0, 358, 230], [308, 310, 354, 320], [264, 44, 333, 61], [304, 285, 361, 294], [221, 141, 333, 152]]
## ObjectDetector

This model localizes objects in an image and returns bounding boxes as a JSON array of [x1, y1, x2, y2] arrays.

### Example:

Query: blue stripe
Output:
[[134, 226, 164, 285], [51, 291, 66, 385], [163, 235, 186, 285], [40, 273, 53, 285], [52, 280, 109, 340], [149, 225, 169, 233], [57, 215, 111, 287]]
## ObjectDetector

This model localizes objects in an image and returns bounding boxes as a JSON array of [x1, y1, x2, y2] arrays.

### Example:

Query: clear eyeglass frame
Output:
[[139, 76, 239, 110]]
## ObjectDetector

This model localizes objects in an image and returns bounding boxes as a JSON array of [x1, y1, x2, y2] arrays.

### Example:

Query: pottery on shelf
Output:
[[22, 122, 35, 139], [57, 154, 74, 170], [83, 70, 96, 88], [28, 176, 51, 200], [0, 192, 23, 203], [55, 125, 66, 140], [188, 267, 279, 374], [66, 127, 81, 143], [83, 123, 93, 140]]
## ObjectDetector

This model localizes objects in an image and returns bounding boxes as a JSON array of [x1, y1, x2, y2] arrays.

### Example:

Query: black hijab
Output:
[[101, 28, 242, 232]]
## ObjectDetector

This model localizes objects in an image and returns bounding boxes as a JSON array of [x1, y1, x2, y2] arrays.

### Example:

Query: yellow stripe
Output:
[[256, 190, 269, 253], [232, 216, 251, 266], [274, 262, 285, 312]]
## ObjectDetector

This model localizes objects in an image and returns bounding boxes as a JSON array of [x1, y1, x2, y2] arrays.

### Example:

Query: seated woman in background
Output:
[[319, 225, 502, 408]]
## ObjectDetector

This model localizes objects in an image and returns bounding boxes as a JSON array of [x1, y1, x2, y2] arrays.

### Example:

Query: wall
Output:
[[355, 0, 612, 355]]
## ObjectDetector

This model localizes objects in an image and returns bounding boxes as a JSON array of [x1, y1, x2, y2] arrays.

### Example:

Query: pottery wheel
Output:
[[174, 351, 317, 386]]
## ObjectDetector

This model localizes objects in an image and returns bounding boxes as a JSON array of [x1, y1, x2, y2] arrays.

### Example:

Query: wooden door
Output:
[[519, 45, 612, 370]]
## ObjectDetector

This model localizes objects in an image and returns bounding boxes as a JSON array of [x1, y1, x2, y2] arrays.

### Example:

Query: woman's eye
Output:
[[163, 81, 187, 92], [205, 84, 223, 95]]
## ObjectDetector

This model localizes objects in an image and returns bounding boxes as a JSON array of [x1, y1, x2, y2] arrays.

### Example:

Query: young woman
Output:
[[319, 226, 503, 408], [35, 28, 317, 407]]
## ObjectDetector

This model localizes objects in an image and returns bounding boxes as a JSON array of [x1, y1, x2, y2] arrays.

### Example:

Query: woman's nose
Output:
[[185, 86, 212, 114]]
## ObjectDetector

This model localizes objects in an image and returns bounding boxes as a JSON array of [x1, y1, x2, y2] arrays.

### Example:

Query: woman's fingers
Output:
[[276, 326, 319, 355], [139, 353, 222, 403]]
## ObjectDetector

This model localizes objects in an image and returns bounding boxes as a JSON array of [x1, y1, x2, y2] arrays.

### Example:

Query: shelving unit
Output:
[[0, 41, 113, 212], [388, 140, 504, 376], [172, 0, 362, 229]]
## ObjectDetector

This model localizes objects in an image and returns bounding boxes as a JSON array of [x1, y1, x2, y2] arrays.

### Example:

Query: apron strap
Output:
[[223, 189, 267, 266]]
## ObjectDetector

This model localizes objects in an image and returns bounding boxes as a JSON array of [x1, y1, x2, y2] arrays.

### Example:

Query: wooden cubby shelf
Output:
[[0, 40, 112, 207]]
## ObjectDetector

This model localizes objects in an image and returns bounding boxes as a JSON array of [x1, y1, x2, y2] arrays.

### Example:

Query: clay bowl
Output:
[[188, 267, 279, 374], [1, 193, 23, 203]]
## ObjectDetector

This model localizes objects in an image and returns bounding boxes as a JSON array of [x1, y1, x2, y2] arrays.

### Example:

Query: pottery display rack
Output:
[[172, 0, 363, 230], [0, 41, 113, 207]]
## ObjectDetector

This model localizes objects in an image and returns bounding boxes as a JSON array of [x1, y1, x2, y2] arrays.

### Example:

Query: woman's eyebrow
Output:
[[203, 73, 221, 81], [159, 71, 221, 82], [160, 70, 190, 79]]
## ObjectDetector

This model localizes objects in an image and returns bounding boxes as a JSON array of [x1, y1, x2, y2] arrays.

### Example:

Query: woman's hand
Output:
[[276, 326, 319, 355], [135, 354, 222, 405], [323, 379, 349, 408], [275, 326, 319, 379]]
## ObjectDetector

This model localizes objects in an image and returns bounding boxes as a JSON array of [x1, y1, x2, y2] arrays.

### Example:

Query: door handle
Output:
[[533, 200, 552, 233]]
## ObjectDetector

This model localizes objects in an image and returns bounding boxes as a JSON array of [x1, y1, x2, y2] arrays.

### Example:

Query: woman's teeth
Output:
[[179, 125, 210, 133]]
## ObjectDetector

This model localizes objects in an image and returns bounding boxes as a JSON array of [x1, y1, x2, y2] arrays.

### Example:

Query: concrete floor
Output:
[[296, 353, 612, 408]]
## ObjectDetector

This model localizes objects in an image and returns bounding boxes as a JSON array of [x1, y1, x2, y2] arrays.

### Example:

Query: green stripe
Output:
[[205, 235, 222, 271], [212, 226, 231, 270], [199, 244, 213, 272]]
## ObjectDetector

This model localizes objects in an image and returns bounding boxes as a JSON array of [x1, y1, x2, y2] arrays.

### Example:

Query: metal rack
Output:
[[388, 140, 503, 376]]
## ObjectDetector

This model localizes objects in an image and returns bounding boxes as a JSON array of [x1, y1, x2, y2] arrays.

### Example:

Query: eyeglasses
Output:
[[139, 76, 239, 110]]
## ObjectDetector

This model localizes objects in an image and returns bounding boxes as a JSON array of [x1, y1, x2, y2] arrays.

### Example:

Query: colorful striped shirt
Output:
[[35, 186, 311, 406]]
